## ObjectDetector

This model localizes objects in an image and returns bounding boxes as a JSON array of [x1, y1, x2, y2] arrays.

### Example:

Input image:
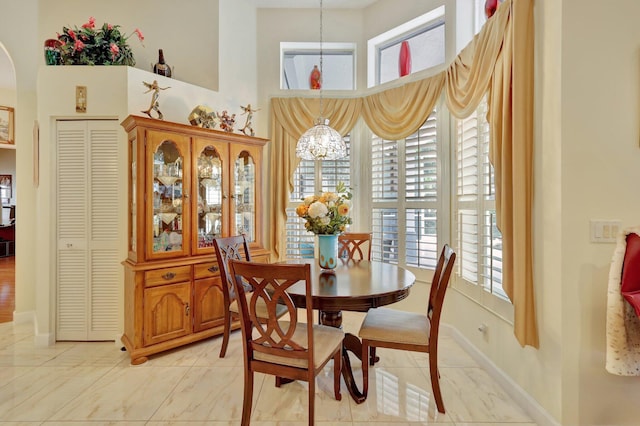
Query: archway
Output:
[[0, 42, 17, 323]]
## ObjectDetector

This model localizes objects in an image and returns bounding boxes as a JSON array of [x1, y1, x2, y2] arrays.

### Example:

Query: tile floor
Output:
[[0, 312, 537, 425]]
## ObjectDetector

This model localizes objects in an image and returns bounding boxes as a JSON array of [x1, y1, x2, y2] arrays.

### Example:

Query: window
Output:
[[281, 42, 356, 90], [285, 137, 351, 258], [454, 99, 510, 316], [368, 6, 445, 87], [371, 109, 440, 271]]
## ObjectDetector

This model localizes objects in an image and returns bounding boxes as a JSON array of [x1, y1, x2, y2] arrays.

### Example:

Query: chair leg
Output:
[[369, 347, 377, 366], [429, 350, 445, 413], [361, 340, 369, 398], [333, 348, 342, 401], [241, 370, 254, 426], [308, 376, 315, 426], [219, 312, 231, 358]]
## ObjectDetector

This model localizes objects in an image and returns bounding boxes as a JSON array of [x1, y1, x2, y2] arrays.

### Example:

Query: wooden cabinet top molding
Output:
[[121, 114, 269, 146]]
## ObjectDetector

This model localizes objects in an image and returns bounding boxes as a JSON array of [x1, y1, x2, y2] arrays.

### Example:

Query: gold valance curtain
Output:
[[269, 0, 537, 348]]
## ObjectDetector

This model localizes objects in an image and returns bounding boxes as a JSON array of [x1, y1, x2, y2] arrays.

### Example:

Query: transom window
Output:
[[280, 42, 356, 90], [368, 6, 445, 87]]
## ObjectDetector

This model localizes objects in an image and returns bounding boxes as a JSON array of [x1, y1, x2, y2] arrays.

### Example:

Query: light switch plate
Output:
[[590, 220, 621, 243]]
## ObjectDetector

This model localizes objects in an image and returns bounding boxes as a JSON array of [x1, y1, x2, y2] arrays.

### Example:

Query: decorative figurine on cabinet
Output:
[[239, 104, 260, 136], [141, 80, 170, 120], [217, 110, 236, 132], [188, 105, 217, 128]]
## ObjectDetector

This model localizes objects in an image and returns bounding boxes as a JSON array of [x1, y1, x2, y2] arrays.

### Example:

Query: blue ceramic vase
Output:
[[318, 234, 338, 270]]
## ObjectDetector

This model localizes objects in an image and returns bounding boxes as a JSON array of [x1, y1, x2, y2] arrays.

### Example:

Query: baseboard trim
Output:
[[442, 323, 560, 426], [33, 315, 55, 347], [12, 310, 34, 324]]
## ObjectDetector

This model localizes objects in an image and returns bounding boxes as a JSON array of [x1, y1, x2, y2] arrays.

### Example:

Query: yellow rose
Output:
[[338, 204, 349, 216], [296, 204, 308, 217]]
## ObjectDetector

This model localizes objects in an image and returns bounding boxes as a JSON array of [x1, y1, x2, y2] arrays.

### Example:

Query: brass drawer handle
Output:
[[208, 265, 219, 273], [162, 272, 176, 280]]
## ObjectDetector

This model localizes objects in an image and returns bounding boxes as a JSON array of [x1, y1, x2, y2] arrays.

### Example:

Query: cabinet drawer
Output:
[[145, 265, 192, 287], [194, 261, 220, 279]]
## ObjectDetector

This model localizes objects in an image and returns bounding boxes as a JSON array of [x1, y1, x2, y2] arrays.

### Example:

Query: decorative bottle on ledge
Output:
[[153, 49, 172, 78]]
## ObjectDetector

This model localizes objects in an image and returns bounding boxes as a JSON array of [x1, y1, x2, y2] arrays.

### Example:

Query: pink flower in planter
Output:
[[134, 28, 144, 42], [110, 43, 120, 59], [82, 16, 96, 29], [74, 39, 85, 52]]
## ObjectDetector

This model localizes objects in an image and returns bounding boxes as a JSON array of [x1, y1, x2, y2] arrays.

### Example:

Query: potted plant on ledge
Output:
[[49, 16, 144, 66]]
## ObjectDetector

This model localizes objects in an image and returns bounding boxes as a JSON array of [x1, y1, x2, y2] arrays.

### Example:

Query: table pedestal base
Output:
[[276, 309, 373, 404]]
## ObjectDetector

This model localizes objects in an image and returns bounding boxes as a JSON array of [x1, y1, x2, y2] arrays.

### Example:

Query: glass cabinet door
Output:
[[149, 137, 189, 257], [232, 150, 256, 242], [194, 142, 227, 252]]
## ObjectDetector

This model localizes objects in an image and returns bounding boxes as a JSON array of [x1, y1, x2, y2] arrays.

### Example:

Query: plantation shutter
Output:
[[455, 99, 505, 298], [372, 136, 399, 263], [457, 110, 480, 283]]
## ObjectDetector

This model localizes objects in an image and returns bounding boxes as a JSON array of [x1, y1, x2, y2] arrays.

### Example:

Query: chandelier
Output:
[[295, 0, 347, 161]]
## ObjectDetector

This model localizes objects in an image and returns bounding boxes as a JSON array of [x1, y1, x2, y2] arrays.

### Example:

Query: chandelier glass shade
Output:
[[296, 118, 346, 160]]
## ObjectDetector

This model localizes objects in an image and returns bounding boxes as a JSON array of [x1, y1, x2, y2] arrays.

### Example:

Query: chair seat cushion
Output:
[[358, 307, 430, 346], [254, 323, 344, 369], [229, 294, 288, 319]]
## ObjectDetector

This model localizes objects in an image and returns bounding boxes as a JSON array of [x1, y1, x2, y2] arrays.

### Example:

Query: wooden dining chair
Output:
[[212, 235, 253, 358], [358, 244, 456, 413], [213, 235, 287, 358], [338, 232, 372, 260], [229, 260, 343, 426]]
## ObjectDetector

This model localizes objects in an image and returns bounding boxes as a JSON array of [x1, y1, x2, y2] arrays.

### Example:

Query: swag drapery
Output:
[[268, 0, 537, 348]]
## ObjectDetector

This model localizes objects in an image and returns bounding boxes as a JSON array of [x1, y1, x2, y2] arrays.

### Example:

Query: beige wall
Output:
[[0, 0, 39, 324], [38, 0, 220, 91], [561, 0, 640, 424]]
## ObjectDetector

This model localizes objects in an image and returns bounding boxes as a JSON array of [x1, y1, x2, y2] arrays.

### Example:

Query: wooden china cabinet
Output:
[[120, 114, 269, 364]]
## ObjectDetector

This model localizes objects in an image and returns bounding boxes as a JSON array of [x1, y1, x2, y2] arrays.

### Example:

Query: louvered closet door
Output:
[[56, 120, 120, 341]]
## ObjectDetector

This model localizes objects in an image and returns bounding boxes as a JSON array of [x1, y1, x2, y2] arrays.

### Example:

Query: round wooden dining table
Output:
[[283, 258, 416, 403]]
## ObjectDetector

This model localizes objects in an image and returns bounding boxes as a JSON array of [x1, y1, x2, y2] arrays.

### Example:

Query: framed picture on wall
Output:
[[0, 106, 14, 144]]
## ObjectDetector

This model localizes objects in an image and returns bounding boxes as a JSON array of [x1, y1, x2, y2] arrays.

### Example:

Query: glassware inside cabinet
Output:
[[196, 146, 223, 248], [152, 140, 184, 253], [234, 151, 255, 242]]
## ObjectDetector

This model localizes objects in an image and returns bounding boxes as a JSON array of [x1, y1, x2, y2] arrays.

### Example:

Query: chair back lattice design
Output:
[[427, 244, 456, 341], [213, 235, 252, 300], [338, 232, 372, 261], [229, 260, 314, 365]]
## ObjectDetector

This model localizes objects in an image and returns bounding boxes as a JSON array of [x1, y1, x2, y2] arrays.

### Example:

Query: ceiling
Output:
[[0, 1, 378, 90]]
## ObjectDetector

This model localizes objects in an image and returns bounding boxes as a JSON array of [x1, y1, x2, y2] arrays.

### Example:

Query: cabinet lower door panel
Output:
[[193, 277, 225, 332], [144, 283, 191, 346]]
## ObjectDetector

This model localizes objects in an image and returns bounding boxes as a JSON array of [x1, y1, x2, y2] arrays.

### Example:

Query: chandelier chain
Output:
[[319, 0, 324, 118]]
